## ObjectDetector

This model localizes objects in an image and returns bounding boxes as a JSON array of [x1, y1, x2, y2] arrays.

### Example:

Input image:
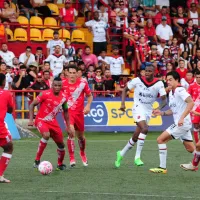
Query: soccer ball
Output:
[[38, 161, 53, 175]]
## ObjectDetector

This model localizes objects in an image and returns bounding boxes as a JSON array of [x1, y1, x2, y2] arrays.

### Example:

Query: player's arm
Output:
[[154, 109, 173, 116], [84, 93, 93, 115], [28, 98, 40, 126], [120, 86, 130, 112], [155, 95, 167, 110], [62, 102, 70, 129], [191, 110, 200, 116], [7, 93, 14, 114]]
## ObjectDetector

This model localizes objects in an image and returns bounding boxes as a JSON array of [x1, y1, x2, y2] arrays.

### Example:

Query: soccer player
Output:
[[187, 71, 200, 143], [28, 77, 72, 170], [115, 65, 167, 168], [150, 71, 195, 174], [0, 73, 13, 183], [62, 65, 93, 167]]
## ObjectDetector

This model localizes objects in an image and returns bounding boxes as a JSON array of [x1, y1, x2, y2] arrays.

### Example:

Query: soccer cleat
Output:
[[149, 167, 167, 174], [134, 158, 144, 166], [180, 162, 198, 171], [33, 160, 40, 169], [0, 176, 10, 183], [69, 155, 76, 168], [115, 151, 123, 168], [56, 164, 67, 171], [80, 151, 88, 167]]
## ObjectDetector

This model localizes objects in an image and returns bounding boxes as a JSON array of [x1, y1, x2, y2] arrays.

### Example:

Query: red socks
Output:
[[0, 153, 12, 176], [57, 148, 65, 166], [35, 138, 48, 161], [78, 138, 86, 152], [67, 138, 75, 157], [193, 130, 199, 144], [192, 151, 200, 167]]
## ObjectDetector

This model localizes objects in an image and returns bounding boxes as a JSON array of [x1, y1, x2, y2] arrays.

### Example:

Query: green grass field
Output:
[[1, 132, 200, 200]]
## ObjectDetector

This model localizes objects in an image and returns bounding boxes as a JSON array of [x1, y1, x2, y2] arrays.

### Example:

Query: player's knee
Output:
[[3, 142, 13, 154], [196, 141, 200, 151], [57, 143, 65, 149], [157, 137, 163, 144], [141, 126, 148, 134], [43, 132, 50, 140]]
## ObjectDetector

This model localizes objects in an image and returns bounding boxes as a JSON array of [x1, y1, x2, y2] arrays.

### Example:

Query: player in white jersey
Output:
[[115, 65, 167, 168], [150, 71, 195, 174]]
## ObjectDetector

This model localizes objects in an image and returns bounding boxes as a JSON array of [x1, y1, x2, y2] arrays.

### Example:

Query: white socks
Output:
[[135, 133, 146, 159], [120, 138, 135, 156], [158, 144, 167, 169]]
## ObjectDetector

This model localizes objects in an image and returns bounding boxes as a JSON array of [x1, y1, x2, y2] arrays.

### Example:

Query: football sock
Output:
[[57, 148, 65, 166], [0, 153, 12, 176], [193, 129, 199, 143], [78, 138, 86, 152], [135, 133, 146, 159], [120, 138, 135, 156], [158, 144, 167, 169], [35, 138, 48, 161], [67, 138, 75, 156], [192, 151, 200, 167]]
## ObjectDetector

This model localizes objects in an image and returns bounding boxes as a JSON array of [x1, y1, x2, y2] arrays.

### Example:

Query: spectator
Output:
[[12, 65, 31, 118], [46, 30, 65, 56], [107, 46, 124, 83], [188, 3, 199, 26], [180, 51, 192, 70], [115, 0, 128, 28], [170, 0, 186, 16], [98, 50, 110, 71], [0, 62, 12, 90], [156, 0, 169, 12], [30, 0, 51, 18], [35, 47, 45, 67], [144, 19, 157, 43], [87, 64, 95, 90], [140, 0, 156, 17], [166, 62, 174, 73], [83, 11, 109, 56], [65, 38, 75, 64], [99, 4, 108, 23], [41, 61, 53, 79], [19, 46, 36, 67], [18, 0, 35, 19], [77, 68, 87, 80], [62, 66, 68, 80], [27, 62, 38, 83], [73, 48, 83, 64], [169, 37, 180, 64], [5, 65, 12, 90], [128, 0, 140, 9], [45, 45, 67, 77], [84, 0, 98, 21], [154, 6, 171, 26], [193, 60, 200, 74], [94, 67, 104, 95], [43, 70, 52, 88], [11, 57, 20, 77], [157, 39, 168, 55], [104, 69, 115, 97], [156, 16, 173, 42], [187, 0, 198, 8], [176, 60, 188, 79], [128, 8, 139, 25], [78, 61, 87, 76], [82, 46, 98, 68], [191, 48, 200, 69], [193, 37, 200, 55], [181, 71, 194, 89], [59, 0, 78, 29], [137, 6, 145, 26], [0, 43, 15, 66], [173, 6, 187, 35]]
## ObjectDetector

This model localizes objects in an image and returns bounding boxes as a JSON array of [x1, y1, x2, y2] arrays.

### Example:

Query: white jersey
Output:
[[180, 78, 189, 90], [127, 77, 166, 115], [107, 56, 124, 75], [0, 50, 15, 66], [45, 54, 66, 77], [168, 86, 192, 128], [46, 39, 65, 55]]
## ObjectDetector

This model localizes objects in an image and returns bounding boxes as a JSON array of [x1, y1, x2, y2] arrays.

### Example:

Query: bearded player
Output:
[[0, 73, 14, 183], [115, 65, 167, 168], [62, 65, 93, 167], [28, 77, 72, 170]]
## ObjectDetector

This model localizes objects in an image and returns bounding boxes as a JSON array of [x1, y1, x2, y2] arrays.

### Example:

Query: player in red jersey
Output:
[[62, 65, 93, 167], [28, 77, 72, 170], [0, 73, 14, 183], [187, 71, 200, 143]]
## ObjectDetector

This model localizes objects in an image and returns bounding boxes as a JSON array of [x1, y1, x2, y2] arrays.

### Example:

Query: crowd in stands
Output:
[[0, 0, 200, 117]]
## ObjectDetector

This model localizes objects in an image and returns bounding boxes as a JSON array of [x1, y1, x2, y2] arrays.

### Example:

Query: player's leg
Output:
[[34, 121, 50, 168], [0, 134, 13, 183], [149, 130, 172, 174], [193, 123, 199, 144], [115, 126, 141, 168]]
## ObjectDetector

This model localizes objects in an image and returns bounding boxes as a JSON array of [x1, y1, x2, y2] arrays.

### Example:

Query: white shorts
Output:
[[132, 109, 151, 124], [166, 124, 193, 141]]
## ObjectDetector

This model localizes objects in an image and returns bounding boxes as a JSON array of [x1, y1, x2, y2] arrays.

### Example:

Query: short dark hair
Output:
[[43, 70, 50, 74], [0, 73, 5, 86], [187, 70, 193, 74], [85, 46, 91, 50], [166, 71, 180, 82], [195, 71, 200, 76], [68, 64, 78, 71], [66, 38, 71, 42], [196, 48, 200, 52], [26, 46, 32, 50], [0, 62, 6, 65], [162, 6, 167, 9], [95, 67, 102, 72], [6, 65, 11, 69], [20, 65, 27, 69], [77, 68, 82, 72], [78, 61, 85, 66], [44, 61, 50, 65], [76, 48, 82, 54], [36, 47, 43, 51], [53, 77, 62, 82]]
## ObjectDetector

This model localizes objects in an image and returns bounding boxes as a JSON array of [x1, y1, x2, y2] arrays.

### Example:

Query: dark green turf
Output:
[[0, 132, 200, 200]]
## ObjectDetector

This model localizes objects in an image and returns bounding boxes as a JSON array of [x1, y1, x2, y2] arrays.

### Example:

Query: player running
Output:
[[115, 65, 167, 168], [0, 73, 14, 183], [150, 71, 195, 174], [62, 65, 93, 167], [28, 77, 72, 170], [187, 71, 200, 143]]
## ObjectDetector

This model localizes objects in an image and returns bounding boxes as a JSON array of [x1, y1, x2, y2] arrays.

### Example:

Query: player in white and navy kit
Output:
[[150, 71, 195, 174], [115, 65, 167, 168]]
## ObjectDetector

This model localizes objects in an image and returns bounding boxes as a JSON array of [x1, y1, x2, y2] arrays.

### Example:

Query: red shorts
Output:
[[35, 120, 63, 144], [0, 126, 12, 147], [191, 108, 200, 124], [69, 112, 84, 132]]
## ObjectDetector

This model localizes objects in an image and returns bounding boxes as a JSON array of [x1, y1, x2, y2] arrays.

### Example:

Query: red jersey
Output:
[[188, 82, 200, 102], [62, 78, 91, 113], [0, 89, 13, 128], [36, 89, 67, 123], [136, 43, 150, 62], [176, 68, 188, 79]]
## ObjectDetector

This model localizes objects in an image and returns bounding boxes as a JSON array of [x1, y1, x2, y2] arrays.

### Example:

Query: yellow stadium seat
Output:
[[14, 28, 27, 41], [30, 28, 44, 41], [47, 3, 59, 15], [6, 28, 14, 41], [71, 30, 86, 43], [44, 17, 58, 29], [17, 16, 29, 27], [42, 28, 54, 41], [30, 16, 43, 28], [59, 29, 70, 41]]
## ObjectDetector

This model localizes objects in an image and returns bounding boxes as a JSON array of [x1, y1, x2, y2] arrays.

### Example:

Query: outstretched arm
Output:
[[119, 86, 129, 112]]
